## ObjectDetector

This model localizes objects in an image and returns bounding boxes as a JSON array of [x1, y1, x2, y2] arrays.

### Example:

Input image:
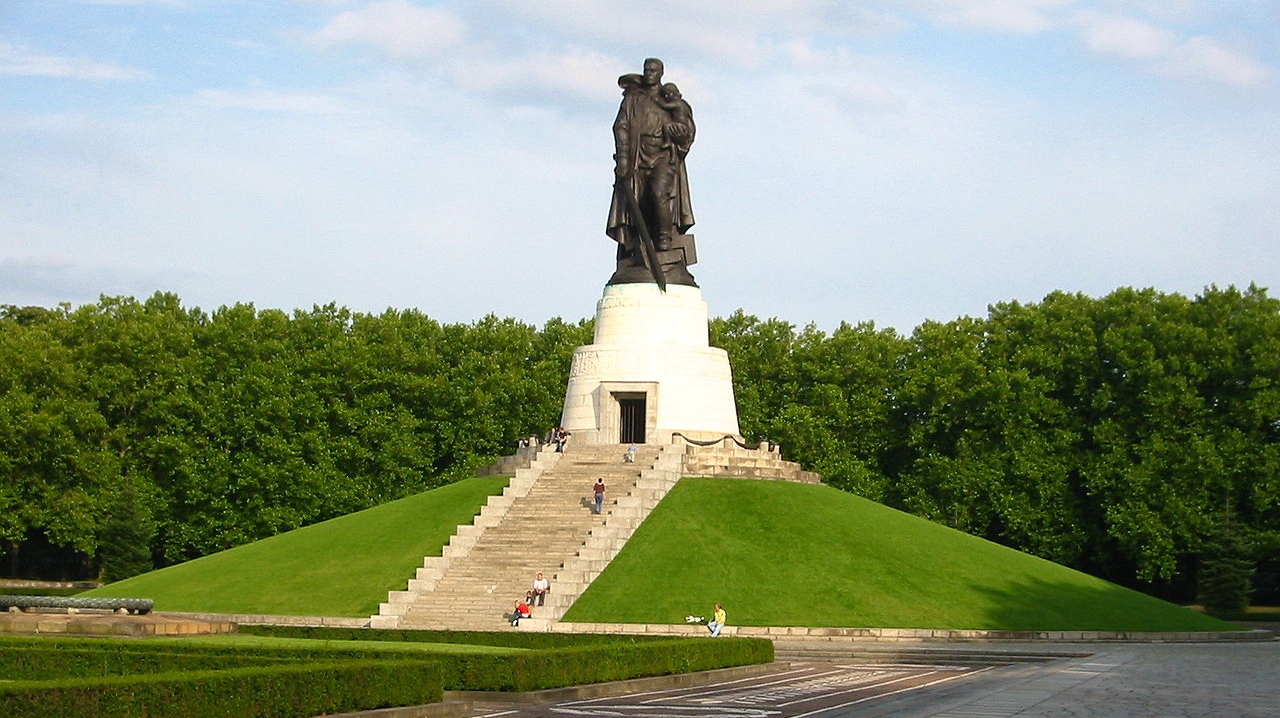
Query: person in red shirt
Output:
[[511, 598, 531, 626]]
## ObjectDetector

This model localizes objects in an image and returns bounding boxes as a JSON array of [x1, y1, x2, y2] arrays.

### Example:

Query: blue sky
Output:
[[2, 1, 1277, 333]]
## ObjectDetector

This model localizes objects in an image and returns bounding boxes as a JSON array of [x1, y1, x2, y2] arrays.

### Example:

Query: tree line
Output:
[[716, 284, 1278, 606], [2, 285, 1276, 606], [0, 294, 590, 578]]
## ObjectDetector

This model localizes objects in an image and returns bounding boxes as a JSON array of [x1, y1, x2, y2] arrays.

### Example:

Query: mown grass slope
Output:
[[90, 475, 1237, 631], [565, 478, 1238, 632], [88, 476, 509, 616]]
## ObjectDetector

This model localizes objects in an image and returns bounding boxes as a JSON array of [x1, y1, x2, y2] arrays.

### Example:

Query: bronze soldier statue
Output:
[[606, 58, 698, 288]]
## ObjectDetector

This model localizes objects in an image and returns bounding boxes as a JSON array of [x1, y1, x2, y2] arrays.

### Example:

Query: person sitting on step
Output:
[[511, 598, 531, 626], [532, 572, 550, 606]]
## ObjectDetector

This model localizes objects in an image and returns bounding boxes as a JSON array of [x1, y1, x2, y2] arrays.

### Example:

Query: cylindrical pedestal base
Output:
[[560, 284, 740, 445]]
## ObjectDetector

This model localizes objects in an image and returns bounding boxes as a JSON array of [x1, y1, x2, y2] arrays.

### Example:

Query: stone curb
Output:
[[155, 612, 1274, 643], [552, 621, 1276, 643], [159, 611, 370, 628]]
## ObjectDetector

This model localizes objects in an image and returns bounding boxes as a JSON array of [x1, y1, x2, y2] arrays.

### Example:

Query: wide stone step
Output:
[[468, 531, 590, 540], [463, 546, 587, 558], [374, 445, 681, 629]]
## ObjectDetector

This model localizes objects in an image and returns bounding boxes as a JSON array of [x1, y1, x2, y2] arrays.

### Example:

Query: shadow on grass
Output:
[[963, 573, 1242, 633]]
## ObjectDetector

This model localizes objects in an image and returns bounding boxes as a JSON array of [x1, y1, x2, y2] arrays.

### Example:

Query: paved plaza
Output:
[[456, 639, 1279, 718], [841, 640, 1280, 717]]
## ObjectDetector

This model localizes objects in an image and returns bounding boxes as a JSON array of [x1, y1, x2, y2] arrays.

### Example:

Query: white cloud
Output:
[[76, 0, 186, 5], [905, 3, 1272, 89], [1075, 12, 1174, 59], [1169, 35, 1271, 88], [508, 0, 829, 39], [312, 0, 465, 59], [778, 42, 905, 110], [1073, 11, 1271, 88], [496, 0, 859, 69], [448, 48, 620, 106], [193, 88, 350, 114], [0, 43, 150, 80], [907, 0, 1074, 34]]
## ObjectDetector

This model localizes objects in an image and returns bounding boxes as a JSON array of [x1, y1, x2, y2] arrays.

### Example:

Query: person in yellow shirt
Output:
[[708, 603, 726, 637]]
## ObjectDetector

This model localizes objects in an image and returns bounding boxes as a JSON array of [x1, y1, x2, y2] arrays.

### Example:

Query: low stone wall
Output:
[[0, 579, 101, 590], [551, 622, 1275, 643], [162, 611, 369, 628], [680, 441, 821, 483], [476, 444, 544, 476], [0, 611, 236, 637], [479, 438, 823, 483], [73, 611, 1270, 644]]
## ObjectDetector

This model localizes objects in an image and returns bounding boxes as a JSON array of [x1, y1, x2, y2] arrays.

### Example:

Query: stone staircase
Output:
[[530, 444, 684, 630], [372, 443, 683, 631]]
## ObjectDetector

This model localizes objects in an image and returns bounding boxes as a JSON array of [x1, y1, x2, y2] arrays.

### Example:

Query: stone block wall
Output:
[[679, 440, 821, 483]]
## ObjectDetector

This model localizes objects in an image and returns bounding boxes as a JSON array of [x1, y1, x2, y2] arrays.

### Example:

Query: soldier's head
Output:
[[642, 58, 664, 86]]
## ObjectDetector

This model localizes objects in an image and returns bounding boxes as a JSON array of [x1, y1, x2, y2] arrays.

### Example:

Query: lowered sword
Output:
[[613, 178, 667, 292]]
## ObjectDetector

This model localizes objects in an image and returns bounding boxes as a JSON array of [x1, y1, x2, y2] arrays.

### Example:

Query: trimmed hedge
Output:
[[0, 629, 772, 716], [239, 624, 671, 648], [0, 635, 411, 678], [505, 637, 773, 692], [368, 637, 772, 691], [0, 645, 292, 680], [240, 626, 774, 691], [0, 659, 443, 718]]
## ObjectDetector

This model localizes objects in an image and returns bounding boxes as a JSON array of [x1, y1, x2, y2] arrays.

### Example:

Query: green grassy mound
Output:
[[90, 475, 1237, 632], [87, 477, 509, 616], [565, 479, 1238, 632]]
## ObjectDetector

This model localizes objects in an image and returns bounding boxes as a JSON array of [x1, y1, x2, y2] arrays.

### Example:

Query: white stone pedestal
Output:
[[560, 283, 740, 446]]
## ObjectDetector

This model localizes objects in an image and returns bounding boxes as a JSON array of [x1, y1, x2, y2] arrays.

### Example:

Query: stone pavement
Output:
[[846, 639, 1280, 717], [425, 639, 1279, 718]]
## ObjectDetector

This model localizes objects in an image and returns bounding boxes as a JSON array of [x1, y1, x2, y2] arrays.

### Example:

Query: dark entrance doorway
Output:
[[618, 396, 646, 444]]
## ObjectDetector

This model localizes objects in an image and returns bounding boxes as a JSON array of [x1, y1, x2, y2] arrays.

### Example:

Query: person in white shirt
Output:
[[532, 572, 550, 607]]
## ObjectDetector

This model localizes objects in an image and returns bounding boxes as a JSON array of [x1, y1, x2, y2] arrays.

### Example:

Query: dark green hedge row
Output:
[[0, 630, 770, 716], [530, 636, 773, 692], [0, 658, 443, 718], [0, 634, 421, 677], [0, 645, 292, 680], [431, 636, 774, 692], [239, 626, 774, 692]]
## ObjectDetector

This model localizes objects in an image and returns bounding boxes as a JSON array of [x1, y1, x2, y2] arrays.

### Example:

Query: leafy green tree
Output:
[[882, 286, 1279, 596], [973, 294, 1097, 566], [98, 481, 156, 582], [0, 308, 118, 568], [778, 321, 907, 500], [1198, 512, 1255, 614], [709, 311, 800, 443], [892, 317, 1000, 531]]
